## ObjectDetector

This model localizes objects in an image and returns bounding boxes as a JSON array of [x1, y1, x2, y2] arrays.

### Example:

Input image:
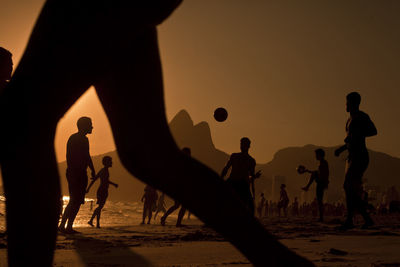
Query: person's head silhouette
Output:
[[102, 156, 112, 167], [315, 148, 325, 161], [240, 137, 251, 153], [77, 116, 93, 135], [0, 47, 13, 83], [346, 92, 361, 113]]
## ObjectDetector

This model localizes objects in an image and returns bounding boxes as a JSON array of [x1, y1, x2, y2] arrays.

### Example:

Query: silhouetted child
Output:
[[301, 148, 329, 222], [141, 185, 158, 224], [86, 156, 118, 228], [278, 184, 289, 217]]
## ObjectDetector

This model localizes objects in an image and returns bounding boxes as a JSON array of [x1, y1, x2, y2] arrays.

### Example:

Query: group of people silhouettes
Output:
[[256, 92, 377, 229], [0, 1, 378, 264]]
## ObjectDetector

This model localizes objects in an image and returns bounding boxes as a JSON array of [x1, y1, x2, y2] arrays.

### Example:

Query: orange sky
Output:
[[1, 0, 399, 164]]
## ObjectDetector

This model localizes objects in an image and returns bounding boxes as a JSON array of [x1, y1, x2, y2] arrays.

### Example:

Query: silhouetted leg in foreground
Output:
[[161, 200, 180, 226], [0, 1, 313, 266], [176, 207, 187, 227]]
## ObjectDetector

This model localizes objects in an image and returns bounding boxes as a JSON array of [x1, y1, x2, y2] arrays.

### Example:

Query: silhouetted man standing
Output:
[[335, 92, 377, 229], [221, 137, 261, 215], [59, 117, 95, 233], [0, 47, 13, 93]]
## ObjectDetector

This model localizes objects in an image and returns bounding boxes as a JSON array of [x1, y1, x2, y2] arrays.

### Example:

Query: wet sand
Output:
[[1, 215, 400, 266]]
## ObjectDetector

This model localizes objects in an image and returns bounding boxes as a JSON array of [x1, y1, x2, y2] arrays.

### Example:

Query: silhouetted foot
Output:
[[140, 221, 145, 225], [160, 217, 166, 226], [96, 225, 101, 229], [147, 221, 150, 224], [58, 227, 66, 233], [176, 223, 186, 227], [87, 221, 94, 227]]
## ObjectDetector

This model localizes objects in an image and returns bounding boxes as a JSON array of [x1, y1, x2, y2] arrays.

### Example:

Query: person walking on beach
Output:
[[141, 185, 158, 224], [335, 92, 377, 229], [278, 184, 289, 217], [0, 47, 13, 93], [59, 117, 96, 234], [161, 147, 192, 227], [153, 192, 166, 221], [221, 137, 261, 215], [86, 156, 118, 228], [257, 193, 266, 218], [301, 148, 329, 222]]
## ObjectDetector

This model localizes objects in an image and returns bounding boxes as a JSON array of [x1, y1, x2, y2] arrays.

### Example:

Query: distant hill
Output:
[[2, 109, 399, 203], [255, 145, 400, 203]]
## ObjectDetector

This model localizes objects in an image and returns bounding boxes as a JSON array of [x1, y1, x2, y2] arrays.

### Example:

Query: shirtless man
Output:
[[59, 117, 96, 233], [221, 137, 261, 215], [335, 92, 377, 229]]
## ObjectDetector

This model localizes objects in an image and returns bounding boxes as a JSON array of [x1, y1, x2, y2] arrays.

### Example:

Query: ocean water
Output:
[[0, 196, 178, 231]]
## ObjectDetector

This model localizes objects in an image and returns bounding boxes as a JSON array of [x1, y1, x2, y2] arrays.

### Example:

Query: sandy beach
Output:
[[1, 215, 400, 266]]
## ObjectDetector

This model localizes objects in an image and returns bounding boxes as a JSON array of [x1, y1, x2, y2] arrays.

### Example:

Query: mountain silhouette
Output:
[[255, 144, 400, 204], [2, 109, 396, 203]]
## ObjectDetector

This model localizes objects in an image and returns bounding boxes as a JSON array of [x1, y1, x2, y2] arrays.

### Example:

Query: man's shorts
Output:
[[66, 169, 88, 205]]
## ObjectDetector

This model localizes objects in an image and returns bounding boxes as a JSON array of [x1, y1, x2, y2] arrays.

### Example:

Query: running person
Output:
[[221, 137, 261, 215], [59, 117, 95, 234], [86, 156, 118, 228], [161, 147, 191, 227], [335, 92, 377, 229], [153, 192, 166, 221], [141, 185, 158, 224]]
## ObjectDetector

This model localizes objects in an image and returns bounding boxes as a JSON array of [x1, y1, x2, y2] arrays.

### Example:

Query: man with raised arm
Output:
[[335, 92, 377, 229]]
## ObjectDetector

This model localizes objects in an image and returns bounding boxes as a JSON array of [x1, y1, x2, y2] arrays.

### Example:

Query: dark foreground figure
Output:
[[0, 1, 313, 266], [0, 47, 13, 93], [335, 92, 377, 229]]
